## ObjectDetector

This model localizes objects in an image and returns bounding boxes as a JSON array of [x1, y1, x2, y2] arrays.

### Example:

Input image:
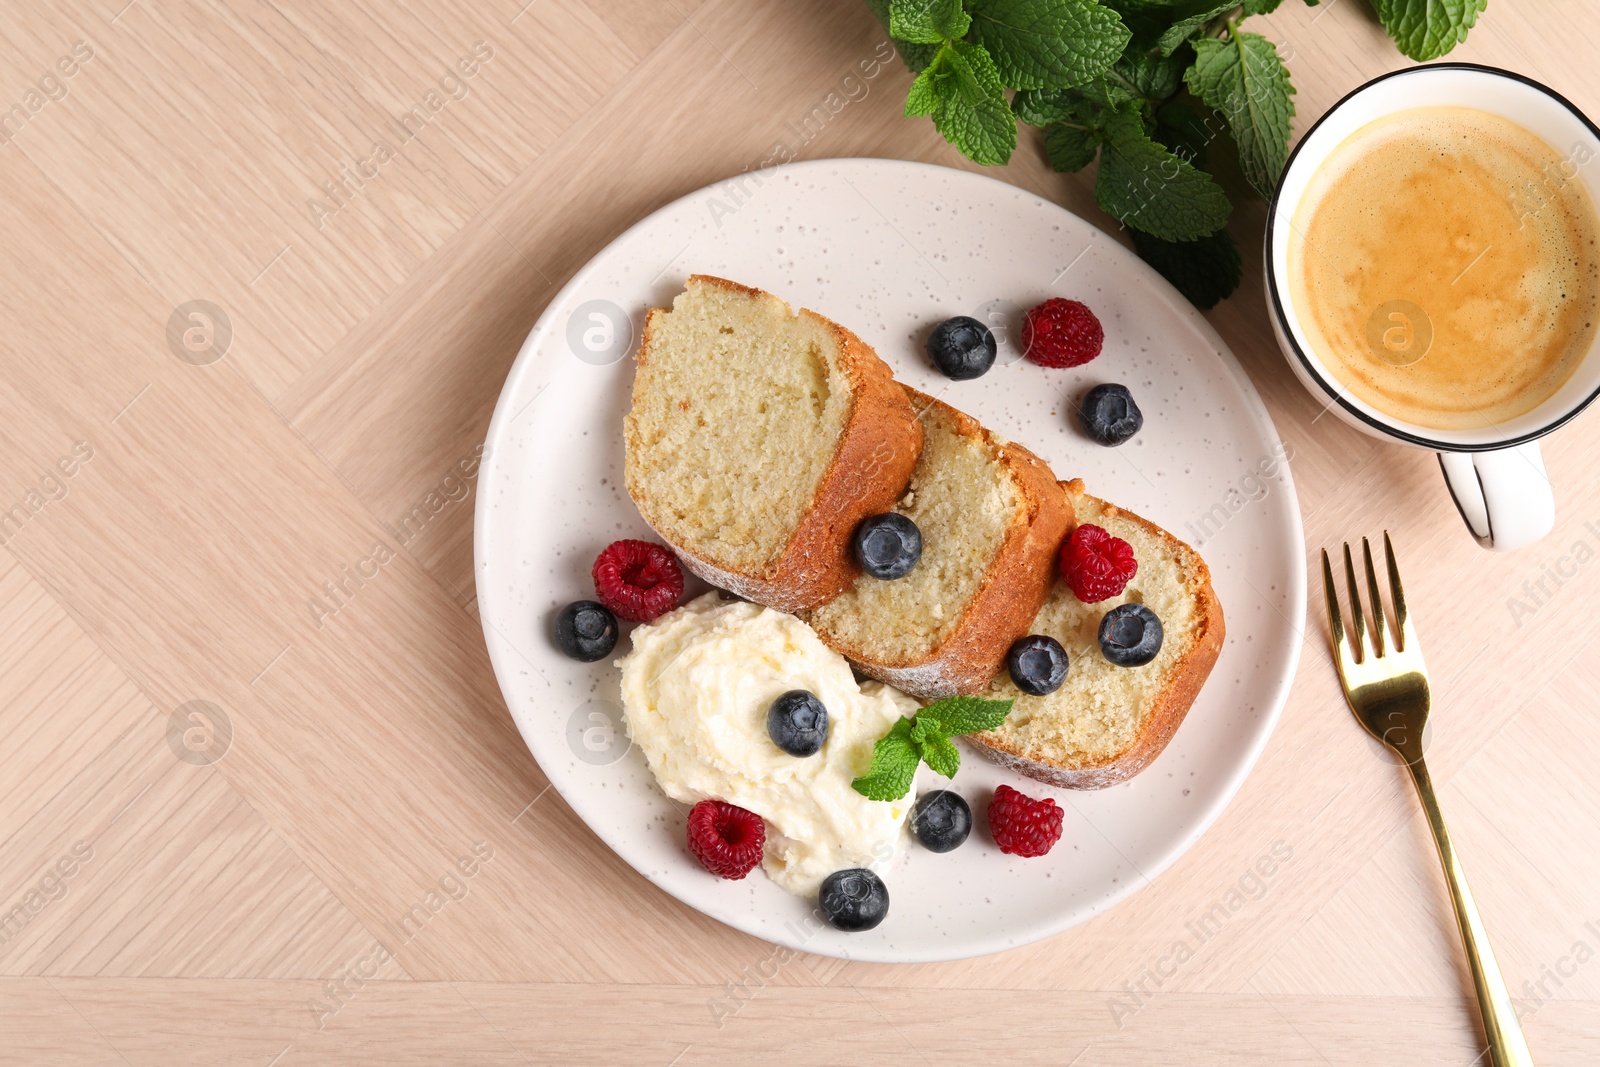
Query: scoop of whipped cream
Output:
[[618, 592, 919, 896]]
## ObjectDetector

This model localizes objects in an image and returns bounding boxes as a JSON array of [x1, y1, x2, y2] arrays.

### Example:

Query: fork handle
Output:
[[1406, 756, 1535, 1066]]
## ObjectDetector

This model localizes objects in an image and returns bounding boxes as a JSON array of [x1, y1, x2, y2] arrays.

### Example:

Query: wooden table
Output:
[[2, 1, 1598, 1063]]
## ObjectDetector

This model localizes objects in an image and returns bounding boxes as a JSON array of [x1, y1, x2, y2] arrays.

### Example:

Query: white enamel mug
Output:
[[1266, 63, 1600, 550]]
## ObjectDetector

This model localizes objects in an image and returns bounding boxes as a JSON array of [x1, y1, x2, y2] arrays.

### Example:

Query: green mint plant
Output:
[[866, 0, 1488, 308], [852, 695, 1014, 801]]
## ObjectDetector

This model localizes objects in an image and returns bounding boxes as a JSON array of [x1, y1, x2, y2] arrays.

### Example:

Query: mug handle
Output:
[[1437, 443, 1554, 551]]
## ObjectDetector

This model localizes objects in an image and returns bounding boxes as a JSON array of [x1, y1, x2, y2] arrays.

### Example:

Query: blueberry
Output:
[[1098, 603, 1164, 666], [554, 600, 617, 662], [926, 316, 997, 381], [852, 513, 922, 580], [1079, 384, 1143, 446], [767, 690, 829, 757], [818, 868, 889, 931], [1006, 634, 1070, 695], [911, 791, 972, 853]]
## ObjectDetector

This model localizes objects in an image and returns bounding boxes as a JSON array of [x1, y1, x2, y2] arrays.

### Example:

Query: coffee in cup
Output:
[[1268, 65, 1600, 550], [1286, 105, 1600, 432]]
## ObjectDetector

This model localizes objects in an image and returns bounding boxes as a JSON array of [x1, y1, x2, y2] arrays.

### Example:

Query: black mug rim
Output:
[[1264, 61, 1600, 453]]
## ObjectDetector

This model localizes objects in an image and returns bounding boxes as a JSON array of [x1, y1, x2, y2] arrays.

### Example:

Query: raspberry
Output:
[[987, 784, 1063, 858], [1021, 298, 1104, 368], [687, 799, 765, 879], [592, 539, 683, 622], [1058, 523, 1137, 604]]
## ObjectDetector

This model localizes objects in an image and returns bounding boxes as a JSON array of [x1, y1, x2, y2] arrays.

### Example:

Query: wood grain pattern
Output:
[[2, 0, 1599, 1062]]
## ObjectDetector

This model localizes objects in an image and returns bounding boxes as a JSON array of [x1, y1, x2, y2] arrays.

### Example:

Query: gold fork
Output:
[[1323, 533, 1534, 1067]]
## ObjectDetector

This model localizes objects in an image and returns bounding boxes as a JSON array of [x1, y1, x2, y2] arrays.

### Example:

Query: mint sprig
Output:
[[851, 696, 1014, 801], [868, 0, 1490, 308]]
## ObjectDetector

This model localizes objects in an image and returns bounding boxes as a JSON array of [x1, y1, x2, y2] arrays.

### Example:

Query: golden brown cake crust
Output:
[[968, 480, 1225, 789], [628, 275, 923, 613], [815, 391, 1073, 699]]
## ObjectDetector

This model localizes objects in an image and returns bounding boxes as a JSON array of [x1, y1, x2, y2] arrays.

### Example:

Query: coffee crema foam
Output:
[[1288, 106, 1600, 430]]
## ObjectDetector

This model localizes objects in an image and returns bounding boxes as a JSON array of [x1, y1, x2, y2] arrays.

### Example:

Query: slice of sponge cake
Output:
[[967, 481, 1224, 788], [802, 391, 1072, 699], [624, 276, 923, 612]]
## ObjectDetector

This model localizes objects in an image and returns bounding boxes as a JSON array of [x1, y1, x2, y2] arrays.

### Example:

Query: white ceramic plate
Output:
[[476, 158, 1305, 963]]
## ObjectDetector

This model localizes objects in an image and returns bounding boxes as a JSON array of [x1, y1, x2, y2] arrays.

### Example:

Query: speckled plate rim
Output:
[[475, 157, 1307, 963]]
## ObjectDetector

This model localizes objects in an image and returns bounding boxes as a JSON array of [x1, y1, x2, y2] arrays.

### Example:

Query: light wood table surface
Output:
[[2, 1, 1598, 1063]]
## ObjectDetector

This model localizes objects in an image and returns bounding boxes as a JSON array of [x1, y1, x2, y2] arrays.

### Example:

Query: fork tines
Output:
[[1322, 531, 1411, 665]]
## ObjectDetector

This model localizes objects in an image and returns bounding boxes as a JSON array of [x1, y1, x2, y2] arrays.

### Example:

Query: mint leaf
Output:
[[905, 41, 1018, 165], [1153, 100, 1211, 166], [1131, 228, 1242, 309], [1242, 0, 1285, 12], [906, 60, 943, 115], [1012, 87, 1086, 126], [1112, 49, 1184, 99], [890, 0, 972, 43], [920, 733, 962, 778], [1186, 31, 1294, 199], [898, 38, 944, 72], [968, 0, 1130, 90], [1372, 0, 1485, 61], [920, 696, 1016, 735], [864, 0, 942, 72], [1074, 76, 1137, 110], [1096, 109, 1231, 240], [1044, 122, 1102, 171], [851, 718, 920, 801], [851, 760, 918, 802], [1154, 0, 1233, 55]]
